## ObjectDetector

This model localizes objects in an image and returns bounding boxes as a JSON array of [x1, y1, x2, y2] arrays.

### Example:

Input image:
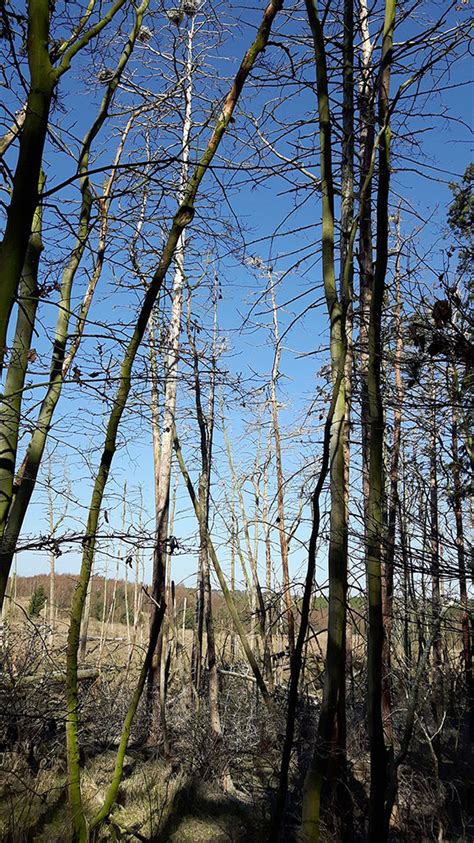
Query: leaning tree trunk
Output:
[[0, 0, 129, 371], [63, 3, 284, 835], [0, 10, 146, 611]]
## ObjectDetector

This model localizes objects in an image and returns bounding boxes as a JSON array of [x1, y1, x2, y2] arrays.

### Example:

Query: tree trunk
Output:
[[381, 212, 403, 762], [0, 1, 53, 368], [269, 276, 295, 657], [301, 3, 349, 838], [192, 292, 223, 743], [339, 3, 355, 828], [0, 174, 43, 532], [429, 381, 443, 747], [451, 369, 473, 737], [366, 3, 396, 839], [174, 432, 272, 707], [358, 0, 375, 542], [148, 18, 195, 732], [0, 25, 143, 612], [275, 370, 343, 838]]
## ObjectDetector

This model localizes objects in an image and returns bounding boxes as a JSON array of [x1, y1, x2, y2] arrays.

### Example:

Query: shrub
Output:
[[28, 584, 47, 616]]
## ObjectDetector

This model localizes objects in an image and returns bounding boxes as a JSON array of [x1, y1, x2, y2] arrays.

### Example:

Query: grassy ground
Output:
[[0, 750, 271, 841]]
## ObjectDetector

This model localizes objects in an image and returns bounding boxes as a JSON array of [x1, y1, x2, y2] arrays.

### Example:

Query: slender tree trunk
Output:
[[193, 292, 223, 742], [0, 0, 131, 373], [262, 428, 274, 683], [99, 568, 108, 667], [275, 371, 343, 838], [429, 382, 443, 747], [174, 432, 272, 707], [269, 276, 295, 657], [358, 0, 375, 539], [230, 481, 237, 662], [339, 4, 354, 824], [0, 27, 143, 611], [451, 370, 473, 737], [124, 559, 130, 647], [148, 19, 195, 733], [47, 466, 56, 647], [302, 3, 349, 837], [191, 549, 205, 693], [0, 1, 53, 368], [366, 3, 396, 839], [299, 3, 387, 829], [400, 508, 411, 665], [381, 212, 402, 759]]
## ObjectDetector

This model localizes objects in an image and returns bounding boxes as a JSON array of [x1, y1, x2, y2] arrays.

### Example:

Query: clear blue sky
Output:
[[4, 0, 471, 596]]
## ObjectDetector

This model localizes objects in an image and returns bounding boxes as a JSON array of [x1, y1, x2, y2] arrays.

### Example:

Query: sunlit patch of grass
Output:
[[107, 757, 185, 838]]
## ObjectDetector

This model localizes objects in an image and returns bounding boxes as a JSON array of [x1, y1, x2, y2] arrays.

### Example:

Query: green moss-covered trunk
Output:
[[0, 0, 150, 614], [301, 2, 348, 838], [0, 177, 44, 599], [0, 0, 53, 370], [0, 0, 129, 372]]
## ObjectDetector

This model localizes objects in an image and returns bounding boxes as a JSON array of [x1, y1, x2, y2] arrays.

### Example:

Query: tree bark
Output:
[[174, 432, 272, 707], [429, 380, 443, 745], [269, 276, 295, 657], [301, 3, 348, 836], [366, 3, 396, 838], [147, 17, 195, 734], [0, 174, 44, 555], [451, 369, 473, 737], [0, 9, 147, 610], [381, 212, 403, 763], [0, 0, 129, 371]]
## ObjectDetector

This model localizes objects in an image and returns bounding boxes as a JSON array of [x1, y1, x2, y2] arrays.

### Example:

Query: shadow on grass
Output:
[[152, 778, 268, 843]]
